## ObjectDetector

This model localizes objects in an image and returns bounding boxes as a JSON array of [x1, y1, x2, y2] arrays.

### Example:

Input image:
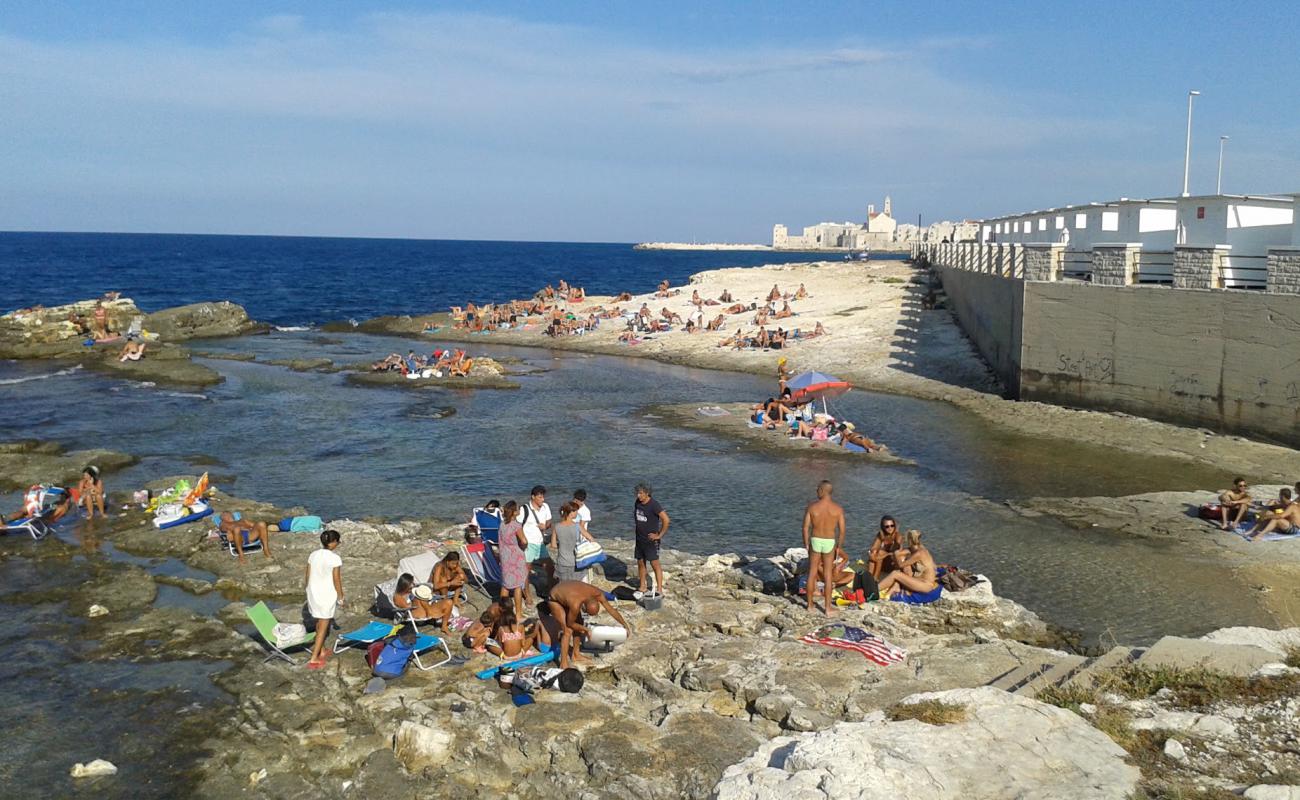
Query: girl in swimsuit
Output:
[[494, 610, 537, 659], [77, 466, 106, 519]]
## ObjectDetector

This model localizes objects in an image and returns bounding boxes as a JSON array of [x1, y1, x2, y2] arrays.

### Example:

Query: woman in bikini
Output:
[[867, 515, 904, 579], [878, 530, 938, 600], [77, 465, 106, 519]]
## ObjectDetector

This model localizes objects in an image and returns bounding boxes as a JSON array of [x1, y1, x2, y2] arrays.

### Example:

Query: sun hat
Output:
[[412, 585, 435, 602]]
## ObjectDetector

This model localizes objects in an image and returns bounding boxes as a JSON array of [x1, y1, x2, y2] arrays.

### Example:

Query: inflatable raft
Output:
[[154, 500, 214, 529]]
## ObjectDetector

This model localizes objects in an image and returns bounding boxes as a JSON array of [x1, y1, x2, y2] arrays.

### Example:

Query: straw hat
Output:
[[412, 585, 435, 602]]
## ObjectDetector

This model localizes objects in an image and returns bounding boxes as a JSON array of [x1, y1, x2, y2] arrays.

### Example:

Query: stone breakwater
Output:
[[47, 476, 1299, 799]]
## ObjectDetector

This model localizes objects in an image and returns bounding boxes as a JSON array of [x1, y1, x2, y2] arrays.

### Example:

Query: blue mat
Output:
[[889, 585, 943, 605]]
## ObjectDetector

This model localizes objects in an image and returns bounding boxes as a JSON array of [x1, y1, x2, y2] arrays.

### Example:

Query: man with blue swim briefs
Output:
[[803, 480, 846, 616], [218, 510, 273, 563]]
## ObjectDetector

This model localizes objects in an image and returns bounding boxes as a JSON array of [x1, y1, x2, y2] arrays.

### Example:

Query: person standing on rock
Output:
[[803, 480, 846, 616], [305, 529, 343, 669], [518, 485, 555, 588], [634, 483, 670, 594]]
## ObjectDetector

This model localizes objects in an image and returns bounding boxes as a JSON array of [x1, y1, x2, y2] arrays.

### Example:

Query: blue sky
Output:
[[2, 1, 1298, 241]]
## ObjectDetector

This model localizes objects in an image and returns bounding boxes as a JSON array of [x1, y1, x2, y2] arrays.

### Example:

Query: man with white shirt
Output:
[[572, 489, 595, 539], [518, 485, 555, 586]]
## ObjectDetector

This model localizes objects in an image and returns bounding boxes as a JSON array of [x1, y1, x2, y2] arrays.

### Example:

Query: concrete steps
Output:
[[987, 647, 1138, 698]]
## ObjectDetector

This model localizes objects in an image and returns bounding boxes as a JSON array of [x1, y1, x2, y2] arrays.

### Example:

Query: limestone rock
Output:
[[1245, 786, 1300, 800], [713, 687, 1139, 800], [1201, 627, 1300, 658], [143, 301, 258, 341], [87, 604, 109, 618], [70, 759, 118, 778], [1164, 738, 1187, 762], [392, 721, 452, 773], [0, 440, 137, 492]]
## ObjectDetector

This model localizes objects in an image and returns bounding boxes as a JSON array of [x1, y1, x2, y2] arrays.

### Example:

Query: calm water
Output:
[[0, 331, 1262, 645], [0, 232, 882, 327], [0, 233, 1267, 797]]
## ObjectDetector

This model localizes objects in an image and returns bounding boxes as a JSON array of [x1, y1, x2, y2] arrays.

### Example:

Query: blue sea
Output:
[[0, 232, 885, 326]]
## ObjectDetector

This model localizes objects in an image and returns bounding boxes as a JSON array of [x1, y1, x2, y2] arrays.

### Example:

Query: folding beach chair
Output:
[[333, 621, 452, 670], [217, 528, 263, 557], [246, 601, 316, 664], [472, 507, 503, 546], [460, 540, 501, 596]]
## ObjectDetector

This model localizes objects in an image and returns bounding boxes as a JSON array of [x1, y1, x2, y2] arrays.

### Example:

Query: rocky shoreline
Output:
[[19, 469, 1293, 799]]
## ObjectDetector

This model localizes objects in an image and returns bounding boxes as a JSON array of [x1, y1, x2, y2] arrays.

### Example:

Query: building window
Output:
[[1074, 213, 1087, 229]]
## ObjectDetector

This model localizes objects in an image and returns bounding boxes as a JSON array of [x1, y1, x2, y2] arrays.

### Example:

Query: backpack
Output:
[[372, 637, 417, 679]]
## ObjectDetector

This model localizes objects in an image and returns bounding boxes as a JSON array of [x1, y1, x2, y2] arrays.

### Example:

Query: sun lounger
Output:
[[334, 621, 451, 670], [460, 540, 502, 595], [473, 507, 503, 546], [246, 601, 316, 664]]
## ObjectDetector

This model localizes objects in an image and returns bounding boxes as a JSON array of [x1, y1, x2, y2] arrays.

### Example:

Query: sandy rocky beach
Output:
[[5, 262, 1300, 797]]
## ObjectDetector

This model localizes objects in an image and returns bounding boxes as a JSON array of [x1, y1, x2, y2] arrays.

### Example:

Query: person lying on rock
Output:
[[1218, 477, 1252, 531], [878, 529, 938, 600], [218, 511, 272, 563], [546, 580, 630, 669], [836, 423, 879, 452]]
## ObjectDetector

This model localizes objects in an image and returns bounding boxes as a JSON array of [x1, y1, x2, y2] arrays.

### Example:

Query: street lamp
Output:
[[1216, 135, 1229, 194], [1182, 90, 1200, 197]]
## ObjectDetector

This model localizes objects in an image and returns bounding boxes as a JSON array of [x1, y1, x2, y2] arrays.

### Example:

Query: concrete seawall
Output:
[[936, 266, 1300, 446]]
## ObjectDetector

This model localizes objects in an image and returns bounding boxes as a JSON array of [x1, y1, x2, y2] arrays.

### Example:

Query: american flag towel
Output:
[[799, 624, 907, 666]]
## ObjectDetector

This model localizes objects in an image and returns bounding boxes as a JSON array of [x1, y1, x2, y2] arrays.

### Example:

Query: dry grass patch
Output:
[[1285, 648, 1300, 669], [1096, 664, 1300, 709], [886, 699, 966, 725]]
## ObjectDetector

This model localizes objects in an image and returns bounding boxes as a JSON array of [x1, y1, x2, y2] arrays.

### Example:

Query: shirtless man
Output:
[[1248, 488, 1299, 540], [1219, 477, 1252, 530], [546, 580, 631, 668], [218, 511, 272, 563], [802, 480, 846, 615]]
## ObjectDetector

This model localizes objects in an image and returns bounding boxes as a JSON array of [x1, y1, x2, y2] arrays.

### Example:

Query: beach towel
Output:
[[889, 585, 943, 605], [799, 624, 906, 666], [279, 515, 323, 532], [1226, 522, 1299, 543]]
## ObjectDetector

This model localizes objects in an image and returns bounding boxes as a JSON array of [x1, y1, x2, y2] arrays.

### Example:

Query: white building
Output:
[[773, 195, 898, 249]]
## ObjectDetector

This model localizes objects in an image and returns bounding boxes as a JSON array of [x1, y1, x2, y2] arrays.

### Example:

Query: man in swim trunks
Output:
[[1247, 488, 1299, 540], [218, 511, 272, 563], [547, 580, 630, 669], [803, 480, 846, 616], [1219, 477, 1253, 531]]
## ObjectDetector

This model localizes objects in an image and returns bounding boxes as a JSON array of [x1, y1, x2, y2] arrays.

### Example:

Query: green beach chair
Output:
[[246, 601, 316, 664]]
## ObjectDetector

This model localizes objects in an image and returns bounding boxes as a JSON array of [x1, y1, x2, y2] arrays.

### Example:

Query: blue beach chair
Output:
[[333, 621, 452, 670], [473, 507, 502, 546]]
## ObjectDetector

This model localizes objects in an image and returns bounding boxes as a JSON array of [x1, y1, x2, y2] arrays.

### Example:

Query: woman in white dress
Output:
[[305, 530, 344, 668]]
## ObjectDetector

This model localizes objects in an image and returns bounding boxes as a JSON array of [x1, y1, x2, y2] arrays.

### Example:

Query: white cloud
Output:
[[0, 11, 1198, 239]]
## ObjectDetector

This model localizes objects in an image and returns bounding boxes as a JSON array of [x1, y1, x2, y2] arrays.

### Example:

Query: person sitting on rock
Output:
[[794, 284, 808, 300], [463, 599, 508, 654], [1247, 488, 1299, 540], [773, 301, 794, 320], [546, 580, 630, 669], [767, 284, 782, 302], [718, 289, 734, 303], [77, 466, 106, 519], [217, 511, 272, 563], [878, 529, 938, 600], [450, 353, 474, 377], [493, 608, 538, 659], [1218, 477, 1253, 531], [117, 339, 146, 362], [867, 515, 904, 579]]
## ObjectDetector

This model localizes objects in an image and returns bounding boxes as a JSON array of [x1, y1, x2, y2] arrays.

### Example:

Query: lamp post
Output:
[[1182, 90, 1200, 197], [1216, 135, 1229, 194]]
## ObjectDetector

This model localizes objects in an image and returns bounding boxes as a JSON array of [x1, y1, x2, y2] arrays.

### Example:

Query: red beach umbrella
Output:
[[786, 370, 852, 404]]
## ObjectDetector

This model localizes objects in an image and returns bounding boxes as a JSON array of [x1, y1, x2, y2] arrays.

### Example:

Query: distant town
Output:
[[636, 195, 977, 251]]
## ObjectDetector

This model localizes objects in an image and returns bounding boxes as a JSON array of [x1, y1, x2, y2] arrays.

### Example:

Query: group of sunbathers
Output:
[[748, 388, 879, 452], [802, 481, 940, 615], [371, 349, 474, 377], [1217, 477, 1300, 540]]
